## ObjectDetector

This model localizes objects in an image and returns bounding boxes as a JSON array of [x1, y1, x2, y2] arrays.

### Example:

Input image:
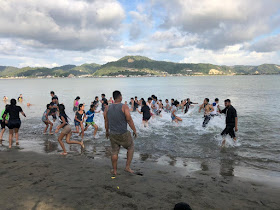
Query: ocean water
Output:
[[0, 76, 279, 182]]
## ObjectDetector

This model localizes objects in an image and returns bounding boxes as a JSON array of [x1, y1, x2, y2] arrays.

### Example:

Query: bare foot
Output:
[[9, 145, 12, 149], [80, 142, 85, 149], [124, 168, 134, 174], [43, 132, 47, 135], [111, 170, 117, 176], [60, 152, 68, 155], [49, 133, 54, 135], [16, 142, 19, 146]]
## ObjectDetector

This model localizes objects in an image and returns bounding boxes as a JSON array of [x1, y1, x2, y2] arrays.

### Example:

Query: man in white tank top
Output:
[[210, 98, 221, 116]]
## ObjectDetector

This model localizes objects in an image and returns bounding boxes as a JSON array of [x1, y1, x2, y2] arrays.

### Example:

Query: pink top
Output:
[[75, 100, 79, 106]]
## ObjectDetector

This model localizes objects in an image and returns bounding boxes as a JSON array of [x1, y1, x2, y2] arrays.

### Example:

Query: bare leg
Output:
[[80, 124, 84, 140], [58, 133, 67, 154], [49, 122, 53, 134], [221, 138, 226, 147], [14, 128, 19, 145], [72, 126, 80, 133], [93, 124, 98, 138], [233, 137, 237, 142], [111, 154, 118, 175], [0, 128, 5, 144], [44, 122, 48, 134], [84, 124, 89, 131], [65, 132, 84, 148], [125, 148, 134, 174], [9, 129, 13, 148]]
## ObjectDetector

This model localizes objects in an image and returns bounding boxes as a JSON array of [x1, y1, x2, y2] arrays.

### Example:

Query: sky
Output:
[[0, 0, 280, 67]]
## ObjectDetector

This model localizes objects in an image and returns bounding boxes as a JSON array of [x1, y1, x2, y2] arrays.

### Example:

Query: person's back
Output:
[[6, 105, 22, 120], [107, 103, 127, 134]]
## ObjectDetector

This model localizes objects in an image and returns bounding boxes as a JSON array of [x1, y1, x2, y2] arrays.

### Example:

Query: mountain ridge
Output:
[[0, 56, 279, 78]]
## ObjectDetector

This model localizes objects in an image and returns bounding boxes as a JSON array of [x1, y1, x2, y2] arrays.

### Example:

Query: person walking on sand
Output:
[[2, 99, 26, 148], [55, 104, 84, 155], [104, 90, 137, 176], [220, 99, 238, 147]]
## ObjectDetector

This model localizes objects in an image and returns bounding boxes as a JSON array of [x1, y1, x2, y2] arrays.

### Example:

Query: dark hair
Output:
[[174, 202, 192, 210], [151, 95, 155, 98], [113, 90, 122, 100], [78, 104, 84, 110], [52, 97, 57, 101], [102, 94, 105, 97], [10, 98, 16, 105], [90, 104, 95, 109], [174, 100, 179, 106], [142, 100, 147, 106], [148, 97, 152, 101], [131, 97, 134, 100], [165, 99, 169, 101], [50, 91, 55, 95], [205, 98, 209, 102], [95, 96, 98, 99], [135, 96, 138, 98], [47, 104, 50, 109], [75, 96, 80, 100], [171, 98, 174, 101], [225, 99, 231, 103], [159, 99, 162, 102], [215, 98, 219, 102], [154, 96, 157, 100], [58, 104, 66, 114], [141, 98, 144, 101], [187, 98, 190, 101]]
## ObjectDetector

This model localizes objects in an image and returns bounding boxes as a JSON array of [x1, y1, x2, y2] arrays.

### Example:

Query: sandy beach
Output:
[[1, 149, 279, 210]]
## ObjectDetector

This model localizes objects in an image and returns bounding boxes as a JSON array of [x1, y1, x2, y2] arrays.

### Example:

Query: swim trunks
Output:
[[109, 131, 134, 155]]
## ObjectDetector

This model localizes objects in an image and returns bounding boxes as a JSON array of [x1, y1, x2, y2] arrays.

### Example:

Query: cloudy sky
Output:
[[0, 0, 280, 67]]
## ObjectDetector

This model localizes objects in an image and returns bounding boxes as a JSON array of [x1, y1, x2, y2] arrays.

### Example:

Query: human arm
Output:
[[104, 106, 109, 139], [198, 104, 203, 113], [123, 105, 137, 138], [20, 111, 26, 117], [55, 116, 66, 133], [235, 117, 238, 132]]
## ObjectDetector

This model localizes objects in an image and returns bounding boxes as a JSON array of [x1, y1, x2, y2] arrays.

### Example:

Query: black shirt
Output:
[[134, 100, 139, 109], [75, 111, 85, 121], [50, 102, 58, 114], [141, 105, 151, 119], [221, 105, 237, 125], [4, 105, 23, 120], [101, 98, 107, 111]]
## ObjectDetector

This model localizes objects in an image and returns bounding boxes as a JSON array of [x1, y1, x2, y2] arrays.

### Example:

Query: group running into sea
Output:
[[1, 91, 238, 175]]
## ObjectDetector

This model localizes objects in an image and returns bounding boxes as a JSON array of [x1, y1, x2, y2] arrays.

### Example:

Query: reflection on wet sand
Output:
[[220, 152, 235, 177]]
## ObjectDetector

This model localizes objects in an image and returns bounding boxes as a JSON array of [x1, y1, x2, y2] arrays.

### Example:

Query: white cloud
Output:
[[0, 0, 125, 51]]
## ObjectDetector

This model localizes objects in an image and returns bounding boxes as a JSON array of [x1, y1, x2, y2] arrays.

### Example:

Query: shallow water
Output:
[[0, 76, 279, 182]]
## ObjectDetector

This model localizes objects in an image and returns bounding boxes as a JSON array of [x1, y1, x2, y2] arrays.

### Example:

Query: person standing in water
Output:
[[42, 104, 53, 134], [137, 100, 151, 127], [55, 104, 84, 155], [17, 94, 23, 102], [0, 105, 9, 145], [3, 99, 26, 148], [73, 104, 85, 140], [171, 101, 182, 123], [101, 94, 108, 112], [199, 98, 214, 127], [104, 90, 137, 175], [184, 98, 198, 114], [210, 98, 221, 117], [49, 96, 59, 122], [73, 96, 80, 112], [220, 99, 238, 147], [84, 104, 100, 139]]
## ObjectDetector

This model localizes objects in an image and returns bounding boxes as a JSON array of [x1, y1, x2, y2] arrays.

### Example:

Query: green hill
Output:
[[0, 56, 279, 78]]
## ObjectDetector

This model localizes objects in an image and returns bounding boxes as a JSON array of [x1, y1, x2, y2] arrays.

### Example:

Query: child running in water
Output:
[[73, 104, 85, 140], [73, 96, 80, 112], [137, 100, 151, 127], [0, 105, 9, 145], [84, 104, 100, 139], [42, 104, 53, 134], [55, 104, 84, 155], [171, 101, 182, 123]]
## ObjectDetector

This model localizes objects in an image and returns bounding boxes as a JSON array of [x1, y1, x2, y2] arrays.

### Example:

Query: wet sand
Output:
[[1, 150, 279, 210]]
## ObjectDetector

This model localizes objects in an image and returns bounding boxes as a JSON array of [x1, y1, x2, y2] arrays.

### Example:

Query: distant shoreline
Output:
[[0, 73, 279, 80]]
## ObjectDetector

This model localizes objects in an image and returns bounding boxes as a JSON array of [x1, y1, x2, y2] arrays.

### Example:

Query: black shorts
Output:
[[202, 115, 211, 127], [0, 120, 6, 129], [7, 119, 21, 129], [143, 116, 151, 121], [221, 125, 235, 138]]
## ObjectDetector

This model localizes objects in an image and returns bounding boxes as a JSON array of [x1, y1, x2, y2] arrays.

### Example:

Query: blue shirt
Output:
[[86, 110, 95, 122]]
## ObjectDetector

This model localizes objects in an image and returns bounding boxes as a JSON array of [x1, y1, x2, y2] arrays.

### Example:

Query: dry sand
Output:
[[0, 150, 279, 210]]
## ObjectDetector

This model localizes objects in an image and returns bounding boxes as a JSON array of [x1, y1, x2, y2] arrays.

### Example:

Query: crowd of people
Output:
[[1, 90, 238, 175]]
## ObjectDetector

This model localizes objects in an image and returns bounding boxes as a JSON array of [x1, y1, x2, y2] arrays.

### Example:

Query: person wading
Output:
[[104, 90, 137, 176]]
